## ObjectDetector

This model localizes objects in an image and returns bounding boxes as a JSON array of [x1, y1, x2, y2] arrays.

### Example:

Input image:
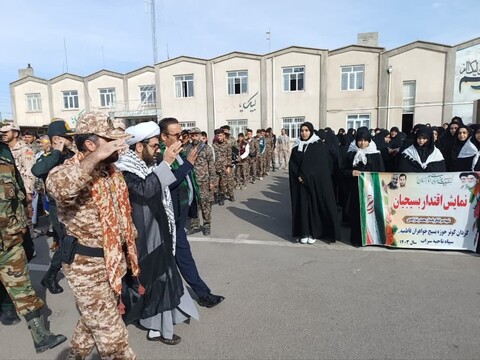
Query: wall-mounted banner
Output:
[[359, 172, 480, 251]]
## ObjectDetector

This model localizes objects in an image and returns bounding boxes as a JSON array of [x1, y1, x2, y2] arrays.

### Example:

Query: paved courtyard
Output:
[[1, 169, 480, 359]]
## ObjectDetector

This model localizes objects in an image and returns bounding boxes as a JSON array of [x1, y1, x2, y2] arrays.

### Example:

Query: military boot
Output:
[[213, 192, 219, 205], [25, 310, 67, 353], [218, 194, 225, 206], [0, 306, 21, 325], [202, 223, 211, 236], [41, 267, 63, 294]]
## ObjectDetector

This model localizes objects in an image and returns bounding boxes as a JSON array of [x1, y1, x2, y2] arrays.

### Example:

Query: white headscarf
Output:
[[295, 134, 321, 152], [347, 140, 379, 167], [458, 138, 480, 170]]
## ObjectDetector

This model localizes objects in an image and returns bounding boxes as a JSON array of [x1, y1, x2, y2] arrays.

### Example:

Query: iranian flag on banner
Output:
[[359, 173, 387, 246]]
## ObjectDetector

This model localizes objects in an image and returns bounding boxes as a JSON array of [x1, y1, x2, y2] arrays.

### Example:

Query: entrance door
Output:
[[402, 114, 414, 134]]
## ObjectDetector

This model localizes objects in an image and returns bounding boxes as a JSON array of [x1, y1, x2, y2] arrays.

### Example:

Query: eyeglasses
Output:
[[165, 132, 182, 139], [147, 143, 159, 150]]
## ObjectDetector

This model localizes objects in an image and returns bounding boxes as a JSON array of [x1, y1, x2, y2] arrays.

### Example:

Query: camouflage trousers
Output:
[[235, 163, 248, 187], [190, 181, 212, 228], [227, 167, 235, 198], [277, 146, 289, 169], [266, 148, 274, 171], [257, 154, 267, 177], [0, 242, 43, 316], [63, 255, 136, 359], [216, 170, 229, 197], [247, 157, 256, 182]]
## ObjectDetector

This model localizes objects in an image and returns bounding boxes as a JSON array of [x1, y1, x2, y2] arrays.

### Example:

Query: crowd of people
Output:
[[0, 113, 293, 358], [288, 117, 480, 248], [2, 111, 477, 357]]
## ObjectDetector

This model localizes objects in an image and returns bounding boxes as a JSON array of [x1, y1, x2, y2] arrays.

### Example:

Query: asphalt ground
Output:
[[1, 168, 480, 359]]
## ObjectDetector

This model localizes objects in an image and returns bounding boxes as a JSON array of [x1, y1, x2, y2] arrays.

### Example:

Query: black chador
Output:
[[289, 122, 340, 242]]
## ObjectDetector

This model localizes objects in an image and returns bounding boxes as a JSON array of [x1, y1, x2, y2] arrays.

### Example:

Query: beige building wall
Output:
[[157, 60, 209, 130], [266, 51, 322, 134], [327, 49, 380, 131], [51, 77, 86, 127], [126, 70, 156, 110], [86, 74, 125, 113], [11, 80, 51, 127], [387, 48, 447, 128], [212, 56, 262, 131]]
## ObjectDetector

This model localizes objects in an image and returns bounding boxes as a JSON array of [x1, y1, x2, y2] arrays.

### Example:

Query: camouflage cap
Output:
[[74, 111, 128, 139], [189, 127, 202, 134], [0, 120, 20, 132]]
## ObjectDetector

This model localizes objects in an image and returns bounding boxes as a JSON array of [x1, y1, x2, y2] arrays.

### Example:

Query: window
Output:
[[346, 114, 370, 129], [341, 65, 364, 91], [227, 119, 248, 138], [227, 71, 248, 95], [175, 75, 194, 98], [403, 81, 416, 114], [179, 121, 196, 130], [140, 85, 156, 105], [99, 88, 116, 108], [283, 67, 304, 91], [63, 90, 79, 109], [26, 93, 42, 111], [282, 117, 305, 139]]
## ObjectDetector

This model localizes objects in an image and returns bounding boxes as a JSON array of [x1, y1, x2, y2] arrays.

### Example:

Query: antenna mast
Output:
[[151, 0, 158, 64]]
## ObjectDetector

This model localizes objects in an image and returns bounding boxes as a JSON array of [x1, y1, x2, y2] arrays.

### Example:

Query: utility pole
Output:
[[151, 0, 158, 65]]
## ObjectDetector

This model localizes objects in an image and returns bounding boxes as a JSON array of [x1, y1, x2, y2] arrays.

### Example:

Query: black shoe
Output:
[[0, 308, 21, 325], [41, 269, 64, 294], [218, 195, 225, 206], [198, 293, 225, 308], [229, 196, 235, 202], [187, 227, 201, 235]]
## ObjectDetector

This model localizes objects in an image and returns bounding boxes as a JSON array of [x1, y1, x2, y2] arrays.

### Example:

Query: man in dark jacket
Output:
[[31, 120, 75, 294], [158, 117, 225, 308]]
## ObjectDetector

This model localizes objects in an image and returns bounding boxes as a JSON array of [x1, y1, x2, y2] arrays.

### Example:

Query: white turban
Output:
[[125, 121, 160, 146]]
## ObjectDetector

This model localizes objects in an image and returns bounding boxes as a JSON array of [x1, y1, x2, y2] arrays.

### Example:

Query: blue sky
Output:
[[0, 0, 478, 119]]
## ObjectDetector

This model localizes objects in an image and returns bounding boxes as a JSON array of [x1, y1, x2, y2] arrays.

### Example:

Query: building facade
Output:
[[10, 35, 480, 138]]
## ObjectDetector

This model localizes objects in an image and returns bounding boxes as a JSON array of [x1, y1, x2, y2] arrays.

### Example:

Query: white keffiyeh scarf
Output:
[[347, 140, 379, 167], [401, 145, 444, 170], [295, 134, 321, 152], [116, 149, 177, 254], [458, 138, 480, 171]]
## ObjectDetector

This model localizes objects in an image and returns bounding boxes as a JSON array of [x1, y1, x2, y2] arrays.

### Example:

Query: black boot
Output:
[[202, 223, 211, 236], [0, 307, 21, 325], [25, 310, 67, 353], [218, 194, 225, 206], [41, 268, 63, 294], [213, 192, 219, 205]]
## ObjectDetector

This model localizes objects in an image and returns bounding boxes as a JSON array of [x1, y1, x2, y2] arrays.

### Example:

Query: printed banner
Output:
[[359, 172, 480, 251]]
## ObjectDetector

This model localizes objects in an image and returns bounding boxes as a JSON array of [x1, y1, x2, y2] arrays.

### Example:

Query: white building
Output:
[[10, 34, 480, 138]]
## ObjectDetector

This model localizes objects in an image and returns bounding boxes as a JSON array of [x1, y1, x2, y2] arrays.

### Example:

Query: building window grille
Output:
[[227, 71, 248, 95], [63, 90, 79, 109], [346, 114, 371, 129], [140, 85, 156, 105], [282, 117, 305, 139], [227, 119, 248, 138], [175, 75, 194, 98], [26, 93, 42, 111], [341, 65, 365, 91], [283, 67, 304, 92], [99, 88, 116, 108]]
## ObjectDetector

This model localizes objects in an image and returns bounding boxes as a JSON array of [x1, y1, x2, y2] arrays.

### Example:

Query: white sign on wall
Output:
[[454, 43, 480, 123]]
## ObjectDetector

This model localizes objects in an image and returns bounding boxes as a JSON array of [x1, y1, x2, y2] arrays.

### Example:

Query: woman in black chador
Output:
[[289, 122, 340, 244], [397, 126, 446, 172], [341, 127, 385, 247], [456, 125, 480, 171]]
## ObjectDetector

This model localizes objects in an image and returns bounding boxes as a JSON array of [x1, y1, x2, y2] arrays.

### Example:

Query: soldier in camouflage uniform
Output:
[[23, 129, 41, 154], [0, 137, 66, 353], [256, 129, 267, 179], [46, 112, 138, 359], [213, 129, 232, 206], [222, 126, 237, 202], [235, 133, 250, 190], [246, 129, 258, 184], [186, 127, 216, 236], [265, 128, 276, 173]]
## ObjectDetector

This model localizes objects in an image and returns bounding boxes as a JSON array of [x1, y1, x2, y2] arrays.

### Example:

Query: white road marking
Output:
[[188, 236, 478, 256], [28, 263, 50, 272]]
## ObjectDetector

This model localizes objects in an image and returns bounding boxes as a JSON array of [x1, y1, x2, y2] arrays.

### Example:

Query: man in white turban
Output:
[[116, 121, 199, 345]]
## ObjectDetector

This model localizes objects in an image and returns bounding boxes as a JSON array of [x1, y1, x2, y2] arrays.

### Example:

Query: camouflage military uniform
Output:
[[47, 157, 136, 359], [213, 141, 232, 200], [235, 140, 249, 189], [188, 142, 216, 230], [226, 137, 237, 200], [265, 135, 274, 174], [10, 140, 35, 195], [256, 135, 267, 178], [247, 137, 258, 183], [276, 134, 290, 169], [0, 145, 43, 316]]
